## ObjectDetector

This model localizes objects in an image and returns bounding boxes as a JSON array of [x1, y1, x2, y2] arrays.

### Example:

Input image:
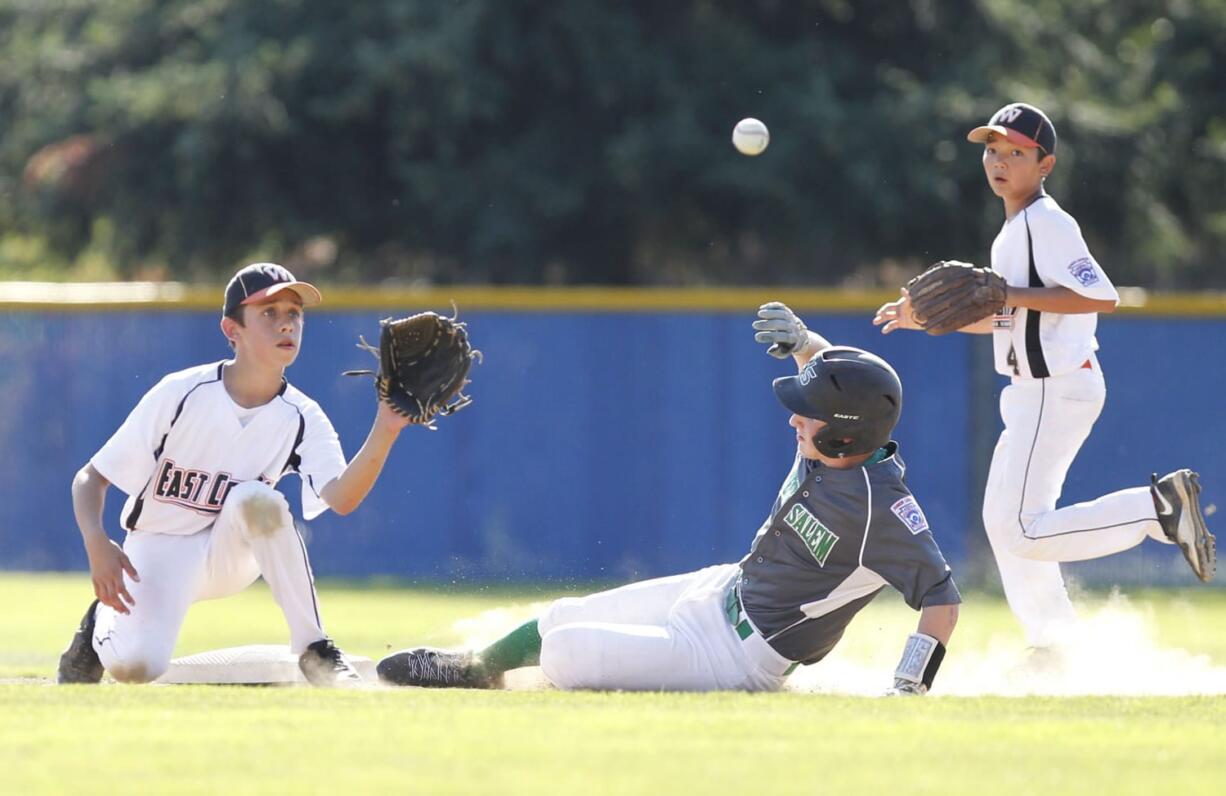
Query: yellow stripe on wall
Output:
[[1, 282, 1224, 316]]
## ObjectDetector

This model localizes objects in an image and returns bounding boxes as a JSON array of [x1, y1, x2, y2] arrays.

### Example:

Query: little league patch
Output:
[[891, 496, 929, 535], [1067, 257, 1100, 287]]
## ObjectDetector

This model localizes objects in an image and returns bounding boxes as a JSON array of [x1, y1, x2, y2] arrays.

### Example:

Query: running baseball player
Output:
[[377, 304, 960, 695], [873, 102, 1216, 652], [57, 263, 414, 686]]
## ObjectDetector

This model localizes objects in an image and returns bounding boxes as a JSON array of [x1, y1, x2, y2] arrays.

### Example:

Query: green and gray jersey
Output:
[[738, 441, 960, 665]]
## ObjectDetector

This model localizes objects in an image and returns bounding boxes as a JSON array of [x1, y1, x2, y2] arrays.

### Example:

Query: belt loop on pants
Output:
[[724, 578, 799, 676]]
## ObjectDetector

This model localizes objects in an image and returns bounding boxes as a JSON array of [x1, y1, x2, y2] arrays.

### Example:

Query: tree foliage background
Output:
[[0, 0, 1222, 287]]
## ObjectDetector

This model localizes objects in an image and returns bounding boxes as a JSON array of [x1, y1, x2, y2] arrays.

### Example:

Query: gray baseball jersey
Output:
[[738, 442, 960, 664]]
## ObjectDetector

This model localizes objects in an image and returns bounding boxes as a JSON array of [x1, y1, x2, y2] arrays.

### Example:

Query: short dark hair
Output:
[[223, 305, 246, 350]]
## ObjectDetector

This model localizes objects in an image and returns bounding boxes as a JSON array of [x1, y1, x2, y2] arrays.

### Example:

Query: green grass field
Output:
[[2, 573, 1225, 794]]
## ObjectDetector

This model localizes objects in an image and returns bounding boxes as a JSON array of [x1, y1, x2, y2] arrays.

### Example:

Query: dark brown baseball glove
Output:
[[345, 309, 480, 428], [906, 260, 1008, 335]]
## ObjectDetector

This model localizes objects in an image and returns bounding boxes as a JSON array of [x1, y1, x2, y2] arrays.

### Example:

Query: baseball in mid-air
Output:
[[732, 118, 770, 156]]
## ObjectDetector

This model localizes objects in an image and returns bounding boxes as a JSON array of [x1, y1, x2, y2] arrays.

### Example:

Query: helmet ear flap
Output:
[[812, 426, 855, 458]]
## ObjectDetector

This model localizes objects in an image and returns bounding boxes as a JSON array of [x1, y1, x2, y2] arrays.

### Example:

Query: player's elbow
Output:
[[325, 494, 357, 516], [1096, 298, 1118, 314], [320, 481, 358, 515], [325, 492, 359, 516], [329, 501, 357, 516]]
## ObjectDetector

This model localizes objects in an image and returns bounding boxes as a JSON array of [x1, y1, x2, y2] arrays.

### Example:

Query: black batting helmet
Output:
[[772, 346, 902, 458]]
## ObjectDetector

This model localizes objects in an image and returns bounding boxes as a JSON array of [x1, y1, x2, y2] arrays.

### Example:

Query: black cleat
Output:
[[1152, 470, 1216, 582], [298, 638, 363, 687], [377, 647, 503, 689], [57, 600, 104, 684]]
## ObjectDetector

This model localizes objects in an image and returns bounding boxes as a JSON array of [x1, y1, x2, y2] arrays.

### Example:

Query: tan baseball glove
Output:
[[905, 260, 1008, 335]]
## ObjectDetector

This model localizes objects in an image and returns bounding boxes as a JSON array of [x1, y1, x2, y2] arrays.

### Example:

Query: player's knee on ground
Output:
[[227, 481, 292, 539], [104, 642, 173, 684]]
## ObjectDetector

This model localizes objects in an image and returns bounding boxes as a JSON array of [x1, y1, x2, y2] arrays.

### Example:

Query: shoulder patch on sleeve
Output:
[[890, 496, 930, 535], [1067, 257, 1100, 287]]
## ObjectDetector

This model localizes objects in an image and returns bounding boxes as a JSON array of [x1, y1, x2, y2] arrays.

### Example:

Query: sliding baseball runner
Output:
[[378, 304, 960, 695]]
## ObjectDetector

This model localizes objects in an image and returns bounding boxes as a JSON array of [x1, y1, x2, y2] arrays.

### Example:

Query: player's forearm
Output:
[[71, 464, 111, 549], [1006, 286, 1116, 315], [791, 330, 831, 368], [917, 602, 958, 645], [322, 421, 402, 515]]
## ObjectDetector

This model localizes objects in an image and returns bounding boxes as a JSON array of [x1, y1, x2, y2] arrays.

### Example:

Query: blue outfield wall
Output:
[[0, 308, 1221, 585]]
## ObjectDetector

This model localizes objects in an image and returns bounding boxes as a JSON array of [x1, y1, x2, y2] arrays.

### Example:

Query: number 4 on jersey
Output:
[[1006, 345, 1020, 376]]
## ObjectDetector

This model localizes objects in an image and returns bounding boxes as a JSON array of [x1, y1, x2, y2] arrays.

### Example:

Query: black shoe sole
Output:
[[1180, 472, 1216, 582], [1163, 471, 1216, 583], [57, 600, 104, 684]]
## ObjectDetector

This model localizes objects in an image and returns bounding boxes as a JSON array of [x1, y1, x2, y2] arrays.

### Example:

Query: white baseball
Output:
[[732, 118, 770, 156]]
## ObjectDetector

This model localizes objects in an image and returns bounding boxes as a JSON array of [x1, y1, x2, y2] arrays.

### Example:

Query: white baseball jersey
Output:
[[91, 362, 347, 535], [989, 194, 1119, 379]]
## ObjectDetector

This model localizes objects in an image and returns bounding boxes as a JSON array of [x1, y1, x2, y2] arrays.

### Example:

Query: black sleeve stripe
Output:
[[276, 393, 307, 479], [124, 366, 225, 531], [1022, 211, 1051, 379], [283, 415, 306, 476]]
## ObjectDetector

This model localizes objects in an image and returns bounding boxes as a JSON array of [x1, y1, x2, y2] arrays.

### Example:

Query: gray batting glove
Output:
[[753, 301, 812, 359]]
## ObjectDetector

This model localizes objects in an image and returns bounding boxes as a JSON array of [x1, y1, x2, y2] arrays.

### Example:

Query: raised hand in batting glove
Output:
[[753, 302, 814, 359]]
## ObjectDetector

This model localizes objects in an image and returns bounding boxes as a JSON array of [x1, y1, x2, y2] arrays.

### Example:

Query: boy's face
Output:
[[981, 133, 1055, 202], [223, 295, 305, 368], [789, 414, 827, 460]]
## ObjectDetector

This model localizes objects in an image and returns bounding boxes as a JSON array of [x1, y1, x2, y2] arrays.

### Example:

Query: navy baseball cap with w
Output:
[[223, 263, 322, 317], [967, 102, 1057, 155]]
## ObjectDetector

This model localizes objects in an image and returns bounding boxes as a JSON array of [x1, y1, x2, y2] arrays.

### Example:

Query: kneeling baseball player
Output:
[[379, 303, 960, 694], [57, 264, 474, 687]]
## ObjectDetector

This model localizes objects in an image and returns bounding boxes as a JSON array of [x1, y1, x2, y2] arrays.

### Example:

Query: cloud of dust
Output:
[[447, 593, 1226, 696], [788, 592, 1226, 697]]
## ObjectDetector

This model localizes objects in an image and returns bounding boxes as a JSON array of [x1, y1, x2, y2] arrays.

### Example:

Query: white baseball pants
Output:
[[537, 563, 793, 692], [981, 364, 1171, 647], [91, 481, 327, 683]]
